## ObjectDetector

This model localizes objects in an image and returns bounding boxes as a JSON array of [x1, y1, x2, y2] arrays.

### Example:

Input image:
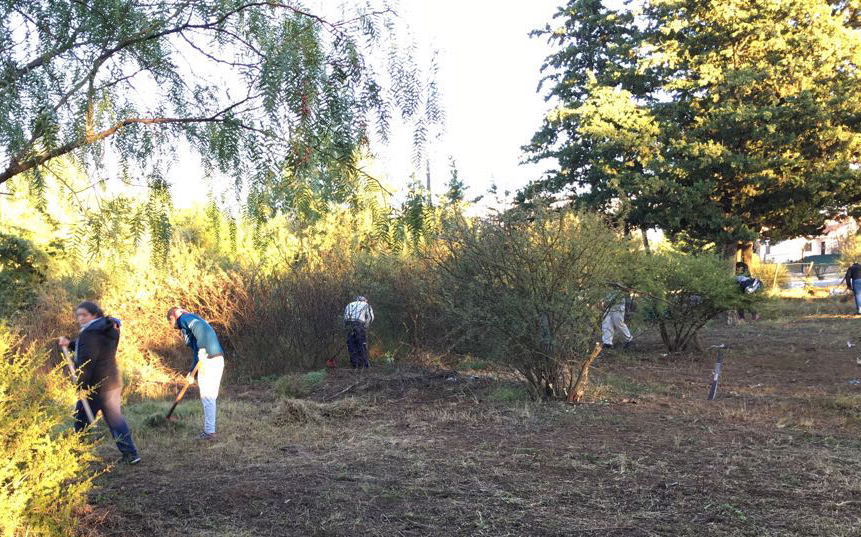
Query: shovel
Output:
[[60, 346, 96, 424]]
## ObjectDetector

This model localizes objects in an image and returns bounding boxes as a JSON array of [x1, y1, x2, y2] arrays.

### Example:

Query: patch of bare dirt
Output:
[[79, 299, 861, 536]]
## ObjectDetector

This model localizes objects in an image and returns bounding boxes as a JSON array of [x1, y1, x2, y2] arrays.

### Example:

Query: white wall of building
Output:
[[758, 220, 857, 264]]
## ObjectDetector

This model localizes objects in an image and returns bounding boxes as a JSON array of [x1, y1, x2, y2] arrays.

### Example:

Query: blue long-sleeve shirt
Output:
[[176, 313, 224, 372]]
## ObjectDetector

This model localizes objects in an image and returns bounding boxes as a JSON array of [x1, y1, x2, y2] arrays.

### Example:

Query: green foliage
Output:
[[1, 0, 440, 231], [0, 233, 47, 316], [430, 206, 629, 400], [273, 370, 327, 399], [638, 253, 755, 351], [524, 0, 861, 250], [0, 328, 96, 537], [444, 157, 466, 204]]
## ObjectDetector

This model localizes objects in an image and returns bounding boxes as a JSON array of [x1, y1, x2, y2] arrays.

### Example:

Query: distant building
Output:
[[757, 219, 858, 264]]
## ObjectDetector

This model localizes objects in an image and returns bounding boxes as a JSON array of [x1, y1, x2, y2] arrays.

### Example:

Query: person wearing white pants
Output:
[[167, 307, 226, 440], [197, 351, 224, 436], [602, 293, 633, 349]]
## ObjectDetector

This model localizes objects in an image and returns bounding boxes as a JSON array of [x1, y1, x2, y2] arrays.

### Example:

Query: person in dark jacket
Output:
[[845, 262, 861, 315], [58, 301, 140, 464], [166, 307, 225, 439]]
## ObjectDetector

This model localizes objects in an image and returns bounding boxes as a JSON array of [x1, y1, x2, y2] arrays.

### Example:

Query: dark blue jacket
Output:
[[68, 317, 122, 391], [176, 313, 223, 372]]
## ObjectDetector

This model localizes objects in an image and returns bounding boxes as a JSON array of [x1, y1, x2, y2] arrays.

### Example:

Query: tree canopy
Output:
[[1, 0, 440, 216], [522, 0, 861, 252]]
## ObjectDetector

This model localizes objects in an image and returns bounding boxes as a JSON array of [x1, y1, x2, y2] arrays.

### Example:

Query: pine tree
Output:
[[523, 0, 861, 254]]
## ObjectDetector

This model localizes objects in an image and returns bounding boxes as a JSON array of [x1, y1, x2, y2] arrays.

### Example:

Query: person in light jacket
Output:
[[602, 291, 633, 349], [343, 296, 374, 368], [166, 307, 225, 440]]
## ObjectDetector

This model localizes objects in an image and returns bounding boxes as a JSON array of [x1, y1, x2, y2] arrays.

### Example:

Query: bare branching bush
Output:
[[230, 270, 348, 376], [352, 253, 446, 353], [429, 208, 628, 400]]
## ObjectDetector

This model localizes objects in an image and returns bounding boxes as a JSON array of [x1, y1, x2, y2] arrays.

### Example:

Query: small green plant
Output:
[[486, 385, 530, 402], [273, 369, 327, 398]]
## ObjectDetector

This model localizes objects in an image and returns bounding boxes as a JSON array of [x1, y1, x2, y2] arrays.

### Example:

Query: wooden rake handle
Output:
[[61, 346, 96, 424], [166, 359, 202, 419]]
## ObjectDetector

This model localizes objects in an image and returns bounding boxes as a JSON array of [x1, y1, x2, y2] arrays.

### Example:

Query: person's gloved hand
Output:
[[186, 373, 195, 385]]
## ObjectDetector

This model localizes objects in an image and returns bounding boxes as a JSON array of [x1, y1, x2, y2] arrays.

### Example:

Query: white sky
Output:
[[172, 0, 565, 208], [378, 0, 563, 202]]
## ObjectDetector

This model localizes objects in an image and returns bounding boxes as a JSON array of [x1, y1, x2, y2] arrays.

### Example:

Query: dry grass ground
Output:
[[78, 297, 861, 536]]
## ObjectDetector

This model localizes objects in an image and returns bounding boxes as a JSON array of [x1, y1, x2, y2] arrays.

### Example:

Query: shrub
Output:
[[0, 327, 96, 537], [0, 233, 47, 317], [229, 270, 348, 377], [430, 207, 629, 400], [351, 252, 446, 352], [639, 253, 756, 352]]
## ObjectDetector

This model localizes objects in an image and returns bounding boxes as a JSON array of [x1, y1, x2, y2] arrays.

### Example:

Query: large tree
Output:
[[0, 0, 439, 211], [523, 0, 861, 254]]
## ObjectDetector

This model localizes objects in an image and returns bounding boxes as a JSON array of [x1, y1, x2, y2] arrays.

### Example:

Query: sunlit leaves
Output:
[[523, 0, 861, 248]]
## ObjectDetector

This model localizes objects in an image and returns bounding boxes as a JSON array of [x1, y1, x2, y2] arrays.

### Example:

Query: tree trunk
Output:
[[722, 241, 738, 262], [739, 241, 753, 268], [657, 318, 671, 351], [568, 341, 603, 403], [641, 227, 651, 254]]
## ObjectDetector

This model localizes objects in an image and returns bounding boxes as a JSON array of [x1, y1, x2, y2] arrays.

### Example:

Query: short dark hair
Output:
[[76, 301, 104, 318], [166, 306, 182, 322]]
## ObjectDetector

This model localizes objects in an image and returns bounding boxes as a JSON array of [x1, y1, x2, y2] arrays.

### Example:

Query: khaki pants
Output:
[[602, 311, 632, 345]]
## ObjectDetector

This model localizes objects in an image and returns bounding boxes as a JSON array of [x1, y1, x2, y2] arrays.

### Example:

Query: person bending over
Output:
[[166, 307, 226, 440]]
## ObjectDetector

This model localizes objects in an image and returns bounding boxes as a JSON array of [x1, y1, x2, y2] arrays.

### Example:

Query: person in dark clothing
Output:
[[844, 262, 861, 314], [735, 262, 760, 321], [58, 301, 140, 465], [343, 296, 374, 369]]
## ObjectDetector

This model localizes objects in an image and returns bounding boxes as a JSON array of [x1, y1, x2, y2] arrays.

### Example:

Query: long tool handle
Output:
[[166, 360, 202, 419], [61, 346, 96, 423], [707, 351, 723, 401]]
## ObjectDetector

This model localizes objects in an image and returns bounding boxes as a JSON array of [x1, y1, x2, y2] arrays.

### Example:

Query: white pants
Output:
[[198, 355, 224, 434], [602, 311, 632, 345]]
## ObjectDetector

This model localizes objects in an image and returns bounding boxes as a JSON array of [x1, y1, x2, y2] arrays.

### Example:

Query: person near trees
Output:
[[844, 262, 861, 315], [166, 307, 225, 440], [602, 291, 633, 349], [343, 296, 374, 368], [58, 301, 141, 465], [735, 262, 761, 320]]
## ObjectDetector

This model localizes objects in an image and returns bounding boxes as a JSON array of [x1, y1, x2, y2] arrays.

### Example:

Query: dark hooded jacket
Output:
[[68, 317, 122, 391]]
